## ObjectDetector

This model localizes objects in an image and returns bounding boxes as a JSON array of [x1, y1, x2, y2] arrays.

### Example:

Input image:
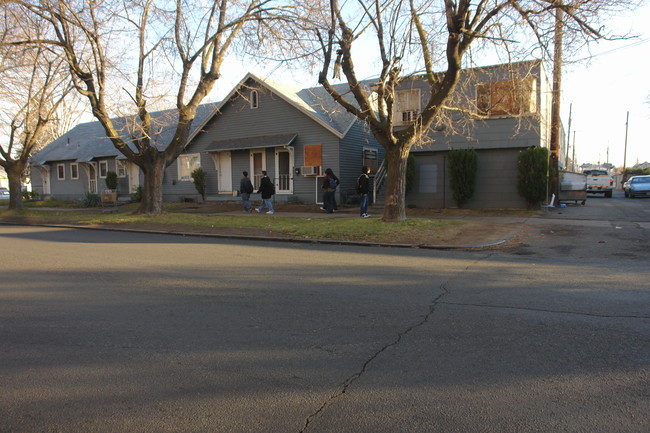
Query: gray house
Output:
[[30, 74, 382, 205], [29, 104, 218, 201], [164, 73, 382, 205], [31, 60, 556, 209], [393, 59, 558, 209]]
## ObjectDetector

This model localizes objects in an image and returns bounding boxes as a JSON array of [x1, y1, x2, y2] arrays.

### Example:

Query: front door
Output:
[[275, 148, 293, 194], [88, 163, 97, 194], [128, 162, 140, 194], [250, 150, 266, 190], [217, 151, 232, 193]]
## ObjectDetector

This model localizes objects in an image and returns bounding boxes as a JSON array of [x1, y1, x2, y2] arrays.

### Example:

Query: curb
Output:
[[0, 221, 517, 250]]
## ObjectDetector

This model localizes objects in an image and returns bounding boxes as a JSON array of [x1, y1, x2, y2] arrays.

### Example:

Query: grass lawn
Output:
[[1, 201, 531, 246]]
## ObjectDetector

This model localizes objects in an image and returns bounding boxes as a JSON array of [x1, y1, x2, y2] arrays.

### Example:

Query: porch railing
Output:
[[373, 159, 387, 204], [277, 174, 291, 191]]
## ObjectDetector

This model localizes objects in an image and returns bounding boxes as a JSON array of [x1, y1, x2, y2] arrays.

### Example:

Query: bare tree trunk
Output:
[[382, 144, 410, 222], [6, 162, 25, 210], [137, 157, 166, 214]]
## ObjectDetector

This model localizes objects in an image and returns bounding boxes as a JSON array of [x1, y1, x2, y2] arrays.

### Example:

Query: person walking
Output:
[[239, 171, 254, 212], [321, 171, 337, 213], [255, 170, 275, 214], [356, 166, 371, 218], [324, 168, 339, 211]]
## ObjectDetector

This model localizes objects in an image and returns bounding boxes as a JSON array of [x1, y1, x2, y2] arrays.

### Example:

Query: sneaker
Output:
[[319, 206, 325, 211], [362, 213, 370, 218], [266, 211, 274, 214], [255, 208, 260, 213]]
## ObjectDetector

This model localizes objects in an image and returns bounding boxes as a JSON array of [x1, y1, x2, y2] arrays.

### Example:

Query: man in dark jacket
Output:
[[255, 170, 275, 214], [239, 171, 254, 212], [357, 166, 371, 218]]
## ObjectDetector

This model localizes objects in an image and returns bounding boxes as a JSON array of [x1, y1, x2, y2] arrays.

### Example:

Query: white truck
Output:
[[583, 169, 614, 198]]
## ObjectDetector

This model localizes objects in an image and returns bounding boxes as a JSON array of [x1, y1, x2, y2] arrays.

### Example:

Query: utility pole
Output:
[[549, 4, 564, 204], [565, 103, 572, 170], [572, 131, 576, 171], [623, 111, 629, 178]]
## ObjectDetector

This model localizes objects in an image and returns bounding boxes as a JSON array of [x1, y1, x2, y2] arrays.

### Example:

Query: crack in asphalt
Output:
[[438, 301, 650, 319], [298, 254, 492, 432]]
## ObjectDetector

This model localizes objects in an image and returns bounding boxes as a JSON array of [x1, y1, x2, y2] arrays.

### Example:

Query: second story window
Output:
[[250, 90, 259, 109], [393, 89, 420, 125], [477, 77, 537, 117]]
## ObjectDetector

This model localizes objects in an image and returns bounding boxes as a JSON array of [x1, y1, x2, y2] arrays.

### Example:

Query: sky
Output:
[[210, 2, 650, 171], [560, 2, 650, 169]]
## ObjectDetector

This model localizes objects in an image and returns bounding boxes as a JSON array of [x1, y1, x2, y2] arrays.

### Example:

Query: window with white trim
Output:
[[476, 77, 537, 117], [70, 163, 79, 180], [250, 90, 259, 109], [178, 153, 200, 181], [99, 160, 108, 178], [116, 160, 127, 178], [393, 89, 420, 125], [57, 164, 65, 180]]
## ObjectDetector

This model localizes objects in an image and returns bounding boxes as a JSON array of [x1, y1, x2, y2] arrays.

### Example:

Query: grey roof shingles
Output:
[[31, 75, 364, 165], [31, 103, 219, 165]]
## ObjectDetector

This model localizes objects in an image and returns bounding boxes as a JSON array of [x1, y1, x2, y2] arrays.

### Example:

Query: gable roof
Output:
[[31, 103, 218, 165], [188, 73, 362, 141]]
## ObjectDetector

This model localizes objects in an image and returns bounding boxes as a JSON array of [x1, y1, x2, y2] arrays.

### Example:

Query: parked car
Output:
[[0, 188, 10, 200], [624, 175, 650, 198]]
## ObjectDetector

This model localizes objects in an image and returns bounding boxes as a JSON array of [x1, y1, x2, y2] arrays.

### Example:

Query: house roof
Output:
[[188, 73, 363, 142], [31, 103, 218, 165], [204, 133, 297, 152]]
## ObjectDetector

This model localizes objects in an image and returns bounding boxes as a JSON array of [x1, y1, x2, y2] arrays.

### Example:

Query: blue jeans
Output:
[[323, 190, 335, 213], [359, 194, 368, 216], [241, 193, 252, 211], [258, 198, 274, 213]]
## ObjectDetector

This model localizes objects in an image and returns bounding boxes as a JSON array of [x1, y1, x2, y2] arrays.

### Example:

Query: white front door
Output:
[[250, 150, 266, 190], [128, 162, 140, 193], [275, 148, 293, 194], [217, 151, 232, 193]]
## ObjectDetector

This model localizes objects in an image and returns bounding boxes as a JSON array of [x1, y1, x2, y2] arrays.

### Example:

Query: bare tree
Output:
[[13, 0, 301, 214], [0, 5, 74, 210], [315, 0, 627, 222]]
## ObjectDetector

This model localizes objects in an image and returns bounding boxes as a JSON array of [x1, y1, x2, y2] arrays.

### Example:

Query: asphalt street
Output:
[[0, 194, 648, 432]]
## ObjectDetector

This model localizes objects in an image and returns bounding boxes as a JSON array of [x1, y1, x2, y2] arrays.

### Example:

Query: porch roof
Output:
[[205, 133, 297, 152]]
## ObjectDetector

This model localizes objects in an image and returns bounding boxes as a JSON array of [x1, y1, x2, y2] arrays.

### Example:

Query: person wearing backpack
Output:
[[321, 170, 337, 213], [239, 171, 255, 212], [324, 168, 340, 211], [255, 170, 275, 214], [356, 166, 371, 218]]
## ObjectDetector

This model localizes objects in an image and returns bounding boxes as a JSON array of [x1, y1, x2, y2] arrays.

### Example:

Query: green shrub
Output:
[[191, 167, 206, 201], [448, 148, 478, 208], [81, 192, 101, 208], [131, 185, 143, 202], [22, 190, 39, 200], [517, 147, 550, 209], [105, 171, 118, 191]]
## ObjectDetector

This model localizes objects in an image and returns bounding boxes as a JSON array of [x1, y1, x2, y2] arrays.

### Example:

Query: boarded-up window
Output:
[[304, 144, 322, 167], [394, 89, 421, 125], [477, 78, 536, 117], [419, 164, 437, 193]]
